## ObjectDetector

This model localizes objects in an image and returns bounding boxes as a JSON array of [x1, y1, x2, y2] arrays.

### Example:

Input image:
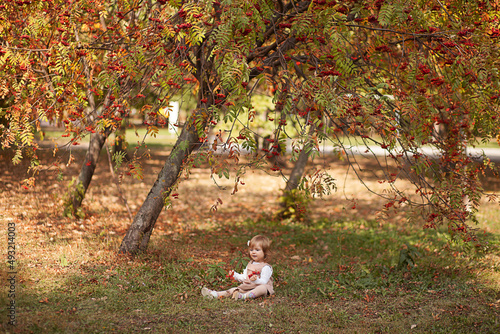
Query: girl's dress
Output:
[[234, 261, 274, 295]]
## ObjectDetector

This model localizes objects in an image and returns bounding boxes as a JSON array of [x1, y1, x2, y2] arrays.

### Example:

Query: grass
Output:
[[40, 126, 178, 149], [1, 219, 498, 333], [39, 125, 500, 151], [1, 145, 499, 333]]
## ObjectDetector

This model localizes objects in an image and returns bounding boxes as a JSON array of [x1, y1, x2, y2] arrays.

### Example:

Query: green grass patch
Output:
[[39, 126, 178, 149], [2, 218, 499, 333]]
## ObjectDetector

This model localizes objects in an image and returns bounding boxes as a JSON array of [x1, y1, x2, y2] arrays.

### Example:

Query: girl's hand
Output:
[[248, 270, 260, 281]]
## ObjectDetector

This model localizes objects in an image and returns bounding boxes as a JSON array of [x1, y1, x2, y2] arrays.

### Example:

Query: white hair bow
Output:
[[247, 240, 250, 246]]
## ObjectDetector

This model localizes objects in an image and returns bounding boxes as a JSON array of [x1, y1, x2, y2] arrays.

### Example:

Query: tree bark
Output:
[[285, 145, 309, 192], [285, 125, 316, 192], [65, 131, 109, 216], [118, 112, 202, 254], [276, 144, 310, 220], [277, 124, 316, 220], [66, 26, 112, 216]]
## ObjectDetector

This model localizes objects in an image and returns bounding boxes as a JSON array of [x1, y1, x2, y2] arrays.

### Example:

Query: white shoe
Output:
[[201, 287, 215, 299]]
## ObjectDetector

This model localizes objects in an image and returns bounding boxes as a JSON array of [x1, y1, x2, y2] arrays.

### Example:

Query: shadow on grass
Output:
[[3, 218, 498, 334]]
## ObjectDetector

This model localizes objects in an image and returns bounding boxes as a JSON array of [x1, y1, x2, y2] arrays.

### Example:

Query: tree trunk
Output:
[[64, 130, 109, 216], [277, 125, 316, 220], [284, 125, 316, 192], [118, 112, 202, 254], [276, 142, 311, 221], [285, 146, 309, 192], [66, 27, 112, 217]]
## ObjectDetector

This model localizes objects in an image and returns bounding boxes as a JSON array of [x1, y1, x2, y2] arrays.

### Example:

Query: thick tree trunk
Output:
[[64, 131, 109, 216], [118, 113, 202, 254]]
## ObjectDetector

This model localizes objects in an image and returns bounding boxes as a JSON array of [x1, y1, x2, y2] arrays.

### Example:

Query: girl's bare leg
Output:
[[216, 287, 237, 298]]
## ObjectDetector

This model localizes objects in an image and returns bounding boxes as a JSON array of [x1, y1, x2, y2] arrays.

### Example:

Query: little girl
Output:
[[202, 235, 274, 300]]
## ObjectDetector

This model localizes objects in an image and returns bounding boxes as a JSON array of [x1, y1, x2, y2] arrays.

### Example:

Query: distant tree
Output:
[[0, 0, 172, 215]]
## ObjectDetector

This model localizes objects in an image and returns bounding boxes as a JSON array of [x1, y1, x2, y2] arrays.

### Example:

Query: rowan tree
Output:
[[0, 0, 186, 215], [118, 0, 500, 253], [1, 0, 499, 254]]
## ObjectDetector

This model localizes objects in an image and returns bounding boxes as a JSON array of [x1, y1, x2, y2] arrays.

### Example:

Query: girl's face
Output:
[[249, 244, 265, 262]]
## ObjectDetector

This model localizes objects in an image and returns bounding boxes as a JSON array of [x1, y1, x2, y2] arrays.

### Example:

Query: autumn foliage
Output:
[[1, 0, 500, 251]]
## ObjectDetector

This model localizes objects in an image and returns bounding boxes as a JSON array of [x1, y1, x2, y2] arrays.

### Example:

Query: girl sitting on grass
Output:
[[202, 235, 274, 300]]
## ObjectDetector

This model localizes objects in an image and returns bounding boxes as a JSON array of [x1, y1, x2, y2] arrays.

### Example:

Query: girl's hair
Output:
[[248, 235, 271, 259]]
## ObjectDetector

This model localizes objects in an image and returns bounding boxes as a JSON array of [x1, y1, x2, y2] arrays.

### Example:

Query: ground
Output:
[[0, 144, 499, 333]]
